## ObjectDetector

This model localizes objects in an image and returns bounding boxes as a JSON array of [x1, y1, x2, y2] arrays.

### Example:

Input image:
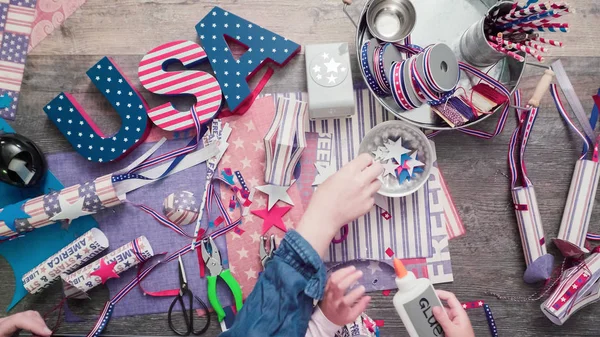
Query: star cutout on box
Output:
[[0, 200, 30, 231], [382, 138, 410, 163], [90, 259, 120, 284], [50, 194, 94, 224], [255, 184, 294, 210], [324, 58, 341, 73], [251, 204, 292, 234], [312, 162, 337, 186]]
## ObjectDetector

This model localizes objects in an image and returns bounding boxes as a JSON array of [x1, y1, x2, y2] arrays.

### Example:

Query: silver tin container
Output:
[[345, 0, 526, 130], [366, 0, 416, 43]]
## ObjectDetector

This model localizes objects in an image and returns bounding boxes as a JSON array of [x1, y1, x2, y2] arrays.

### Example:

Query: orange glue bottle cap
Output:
[[394, 258, 408, 278]]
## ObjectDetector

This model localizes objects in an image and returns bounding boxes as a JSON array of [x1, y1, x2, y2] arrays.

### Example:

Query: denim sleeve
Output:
[[220, 230, 327, 337]]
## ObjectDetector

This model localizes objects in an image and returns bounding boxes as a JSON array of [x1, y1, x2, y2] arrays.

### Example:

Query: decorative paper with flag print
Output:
[[44, 57, 152, 162], [0, 117, 98, 311], [264, 97, 308, 186], [28, 0, 87, 51], [195, 7, 300, 112], [22, 228, 108, 294], [0, 0, 37, 119], [61, 236, 154, 299], [541, 252, 600, 325], [0, 173, 119, 239], [138, 40, 222, 132], [555, 159, 600, 257]]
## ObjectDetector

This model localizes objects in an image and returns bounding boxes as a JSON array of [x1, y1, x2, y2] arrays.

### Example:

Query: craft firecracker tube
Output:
[[541, 251, 600, 325], [511, 69, 556, 284], [61, 236, 154, 299], [22, 228, 109, 294]]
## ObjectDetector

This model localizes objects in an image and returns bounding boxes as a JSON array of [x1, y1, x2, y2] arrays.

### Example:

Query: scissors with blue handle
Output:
[[167, 255, 210, 336]]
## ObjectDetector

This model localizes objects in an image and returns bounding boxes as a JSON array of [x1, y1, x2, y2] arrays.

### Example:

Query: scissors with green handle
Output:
[[201, 236, 243, 322]]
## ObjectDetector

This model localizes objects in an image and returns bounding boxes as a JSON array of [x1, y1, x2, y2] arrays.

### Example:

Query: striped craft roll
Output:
[[541, 252, 600, 325], [555, 159, 600, 257], [264, 97, 308, 186], [512, 186, 554, 283], [0, 174, 121, 239]]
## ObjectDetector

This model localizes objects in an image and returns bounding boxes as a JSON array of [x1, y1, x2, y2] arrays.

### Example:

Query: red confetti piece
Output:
[[382, 289, 391, 296], [241, 190, 250, 199], [374, 319, 384, 327], [243, 199, 252, 207], [232, 186, 239, 193], [385, 247, 394, 257], [234, 227, 245, 235], [214, 216, 224, 227], [381, 211, 391, 220], [462, 300, 485, 309], [224, 168, 233, 176]]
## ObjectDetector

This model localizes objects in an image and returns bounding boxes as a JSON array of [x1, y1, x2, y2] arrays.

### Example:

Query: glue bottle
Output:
[[393, 258, 445, 337]]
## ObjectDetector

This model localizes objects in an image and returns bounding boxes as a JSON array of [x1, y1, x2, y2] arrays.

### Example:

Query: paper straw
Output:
[[22, 228, 109, 294], [532, 36, 563, 47], [487, 41, 525, 62], [61, 236, 154, 299], [524, 40, 548, 53]]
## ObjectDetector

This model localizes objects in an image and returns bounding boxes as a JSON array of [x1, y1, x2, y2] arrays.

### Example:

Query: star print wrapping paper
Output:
[[195, 7, 300, 113], [61, 236, 153, 299], [0, 0, 36, 119], [47, 139, 233, 319], [217, 95, 308, 297], [22, 228, 108, 294], [0, 173, 120, 239], [44, 56, 152, 162]]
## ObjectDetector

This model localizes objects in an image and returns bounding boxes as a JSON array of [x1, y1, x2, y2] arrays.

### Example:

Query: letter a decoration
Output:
[[196, 7, 300, 113], [44, 57, 151, 163]]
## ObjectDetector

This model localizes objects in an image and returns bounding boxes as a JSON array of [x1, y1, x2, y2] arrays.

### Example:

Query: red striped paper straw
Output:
[[494, 38, 545, 62], [525, 40, 548, 53], [532, 36, 563, 47], [488, 41, 525, 62]]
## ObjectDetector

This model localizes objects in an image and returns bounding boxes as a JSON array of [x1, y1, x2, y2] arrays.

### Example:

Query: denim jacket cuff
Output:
[[275, 230, 327, 300]]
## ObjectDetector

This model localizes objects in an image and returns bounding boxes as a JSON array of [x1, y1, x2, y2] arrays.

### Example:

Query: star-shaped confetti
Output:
[[251, 205, 292, 234], [381, 161, 400, 178], [50, 194, 94, 224], [312, 163, 337, 186], [90, 259, 120, 284], [382, 138, 410, 163], [403, 151, 425, 176], [0, 201, 30, 231], [255, 184, 294, 210]]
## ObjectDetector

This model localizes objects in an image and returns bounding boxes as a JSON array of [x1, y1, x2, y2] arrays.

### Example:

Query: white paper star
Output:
[[50, 194, 93, 223], [312, 65, 321, 73], [326, 74, 337, 84], [381, 161, 400, 178], [367, 260, 383, 274], [382, 138, 410, 163], [312, 163, 336, 186], [404, 151, 425, 176], [372, 147, 388, 160], [324, 58, 341, 73], [256, 184, 294, 210]]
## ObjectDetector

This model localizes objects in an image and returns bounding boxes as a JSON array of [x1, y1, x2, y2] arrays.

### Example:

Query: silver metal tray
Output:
[[349, 0, 526, 130]]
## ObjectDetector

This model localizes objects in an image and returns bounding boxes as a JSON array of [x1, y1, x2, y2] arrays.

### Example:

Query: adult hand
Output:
[[296, 153, 382, 256], [432, 290, 475, 337], [319, 266, 371, 326], [0, 311, 52, 337]]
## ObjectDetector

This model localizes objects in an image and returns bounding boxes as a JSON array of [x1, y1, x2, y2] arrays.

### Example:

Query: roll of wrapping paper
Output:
[[555, 159, 600, 257], [22, 228, 109, 294], [61, 236, 153, 299], [0, 174, 120, 239], [541, 252, 600, 325]]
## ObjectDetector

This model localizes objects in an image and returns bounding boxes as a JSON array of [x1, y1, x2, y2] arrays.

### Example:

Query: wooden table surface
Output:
[[2, 0, 600, 336]]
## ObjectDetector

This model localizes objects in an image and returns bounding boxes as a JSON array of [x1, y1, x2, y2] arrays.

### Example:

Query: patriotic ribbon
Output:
[[461, 301, 498, 337], [373, 44, 392, 94], [86, 178, 243, 337], [360, 41, 387, 97], [550, 84, 592, 160]]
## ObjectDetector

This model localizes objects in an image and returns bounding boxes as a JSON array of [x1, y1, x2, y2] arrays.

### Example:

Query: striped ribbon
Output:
[[373, 44, 391, 94], [550, 84, 592, 160], [86, 178, 243, 337], [461, 301, 498, 337], [360, 41, 387, 97]]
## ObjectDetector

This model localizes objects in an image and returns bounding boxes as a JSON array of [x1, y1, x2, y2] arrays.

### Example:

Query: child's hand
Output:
[[296, 154, 382, 256], [319, 266, 372, 326], [432, 290, 475, 337]]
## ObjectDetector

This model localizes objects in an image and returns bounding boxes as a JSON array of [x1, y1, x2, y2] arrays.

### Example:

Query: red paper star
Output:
[[251, 205, 292, 235], [90, 259, 120, 284]]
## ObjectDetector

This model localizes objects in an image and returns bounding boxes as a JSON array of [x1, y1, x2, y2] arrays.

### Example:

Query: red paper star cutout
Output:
[[90, 259, 120, 284], [251, 205, 292, 235]]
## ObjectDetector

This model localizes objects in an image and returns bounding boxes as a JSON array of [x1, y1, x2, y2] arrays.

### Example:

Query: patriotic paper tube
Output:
[[0, 174, 120, 239], [541, 252, 600, 325], [555, 159, 600, 257], [61, 236, 154, 299], [22, 228, 109, 294], [512, 186, 554, 283], [263, 97, 308, 186]]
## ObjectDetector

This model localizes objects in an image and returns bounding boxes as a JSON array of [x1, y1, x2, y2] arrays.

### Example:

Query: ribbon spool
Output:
[[360, 39, 387, 97]]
